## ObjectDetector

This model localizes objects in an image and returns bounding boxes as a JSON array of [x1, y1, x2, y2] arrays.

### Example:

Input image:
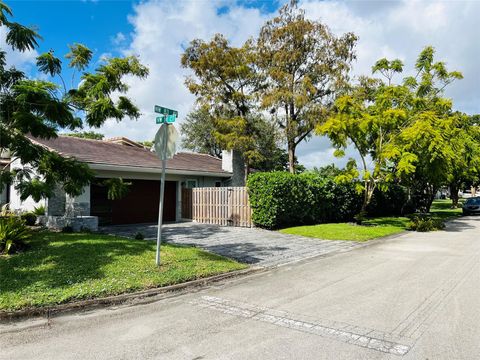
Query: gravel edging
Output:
[[0, 267, 263, 322]]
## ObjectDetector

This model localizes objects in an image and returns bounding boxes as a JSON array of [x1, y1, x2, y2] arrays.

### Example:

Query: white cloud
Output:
[[98, 0, 480, 169], [99, 0, 269, 143], [112, 32, 126, 45]]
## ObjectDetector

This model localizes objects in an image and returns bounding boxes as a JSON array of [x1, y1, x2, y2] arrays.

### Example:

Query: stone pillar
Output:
[[47, 185, 66, 216]]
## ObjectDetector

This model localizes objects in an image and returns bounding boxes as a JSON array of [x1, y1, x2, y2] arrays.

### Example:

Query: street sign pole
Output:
[[155, 124, 169, 266], [153, 104, 179, 266]]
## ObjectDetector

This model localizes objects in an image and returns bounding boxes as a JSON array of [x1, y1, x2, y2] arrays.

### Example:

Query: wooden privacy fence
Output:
[[183, 187, 252, 227]]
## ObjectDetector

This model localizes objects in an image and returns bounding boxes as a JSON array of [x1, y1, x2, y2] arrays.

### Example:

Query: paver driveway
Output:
[[100, 222, 365, 267]]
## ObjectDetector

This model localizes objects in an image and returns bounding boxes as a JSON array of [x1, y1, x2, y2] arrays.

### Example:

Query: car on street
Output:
[[462, 197, 480, 215]]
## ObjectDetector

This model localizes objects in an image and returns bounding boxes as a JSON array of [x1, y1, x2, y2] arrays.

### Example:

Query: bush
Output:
[[33, 205, 46, 216], [21, 212, 37, 226], [134, 232, 144, 240], [62, 225, 74, 233], [0, 216, 31, 254], [247, 172, 362, 229], [80, 226, 92, 233], [367, 185, 410, 217], [407, 214, 445, 232], [300, 173, 361, 223]]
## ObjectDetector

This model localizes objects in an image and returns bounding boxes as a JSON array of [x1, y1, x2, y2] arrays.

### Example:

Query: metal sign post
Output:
[[153, 105, 179, 266], [155, 126, 168, 266]]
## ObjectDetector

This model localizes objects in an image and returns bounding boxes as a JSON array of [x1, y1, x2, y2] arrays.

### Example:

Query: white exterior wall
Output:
[[8, 159, 46, 212]]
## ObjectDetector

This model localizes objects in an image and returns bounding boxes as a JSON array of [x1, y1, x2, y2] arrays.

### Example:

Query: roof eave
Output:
[[88, 163, 232, 178]]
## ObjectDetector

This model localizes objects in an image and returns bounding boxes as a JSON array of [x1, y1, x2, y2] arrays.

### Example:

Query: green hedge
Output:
[[247, 172, 410, 229], [247, 172, 362, 229], [366, 185, 411, 217]]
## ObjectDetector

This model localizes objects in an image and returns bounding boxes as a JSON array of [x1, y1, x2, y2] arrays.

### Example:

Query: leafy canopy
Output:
[[256, 0, 357, 173], [318, 46, 474, 213], [0, 2, 149, 201]]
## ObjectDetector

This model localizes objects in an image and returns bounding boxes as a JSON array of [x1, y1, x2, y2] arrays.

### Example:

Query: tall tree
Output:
[[318, 47, 467, 215], [181, 35, 261, 180], [180, 107, 223, 158], [317, 73, 408, 218], [180, 107, 302, 172], [0, 1, 148, 201], [388, 46, 464, 212], [256, 0, 357, 173], [447, 114, 480, 207]]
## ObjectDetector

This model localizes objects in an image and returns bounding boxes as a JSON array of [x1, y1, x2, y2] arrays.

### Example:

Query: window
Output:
[[185, 180, 197, 189]]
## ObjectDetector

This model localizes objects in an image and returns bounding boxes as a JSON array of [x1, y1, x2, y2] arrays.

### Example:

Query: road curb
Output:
[[0, 267, 263, 322]]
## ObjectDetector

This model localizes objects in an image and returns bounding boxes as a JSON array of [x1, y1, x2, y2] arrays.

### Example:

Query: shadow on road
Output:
[[443, 216, 480, 232]]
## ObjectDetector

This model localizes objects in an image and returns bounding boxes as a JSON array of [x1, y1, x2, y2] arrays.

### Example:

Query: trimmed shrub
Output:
[[300, 173, 361, 223], [247, 172, 362, 229], [407, 214, 445, 232], [21, 212, 37, 226], [247, 172, 306, 229]]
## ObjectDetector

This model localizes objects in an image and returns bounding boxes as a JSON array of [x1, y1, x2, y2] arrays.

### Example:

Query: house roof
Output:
[[28, 135, 230, 176]]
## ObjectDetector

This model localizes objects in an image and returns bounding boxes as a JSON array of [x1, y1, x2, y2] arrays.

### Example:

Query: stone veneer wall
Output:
[[47, 185, 66, 216], [66, 194, 90, 216], [39, 215, 98, 232]]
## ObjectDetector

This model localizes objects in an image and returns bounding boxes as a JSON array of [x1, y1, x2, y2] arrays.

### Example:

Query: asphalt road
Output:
[[1, 216, 480, 359]]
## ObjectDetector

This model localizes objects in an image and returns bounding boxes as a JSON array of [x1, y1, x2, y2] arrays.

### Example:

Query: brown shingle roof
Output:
[[28, 136, 230, 175]]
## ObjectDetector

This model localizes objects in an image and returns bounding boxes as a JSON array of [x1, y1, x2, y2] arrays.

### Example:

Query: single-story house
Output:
[[0, 135, 245, 226]]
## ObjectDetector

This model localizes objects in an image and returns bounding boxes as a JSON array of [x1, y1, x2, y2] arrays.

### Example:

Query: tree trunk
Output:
[[449, 183, 459, 208], [357, 180, 375, 224], [424, 185, 437, 213], [288, 144, 296, 174]]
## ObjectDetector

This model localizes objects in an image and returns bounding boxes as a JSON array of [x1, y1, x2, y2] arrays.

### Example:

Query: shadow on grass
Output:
[[0, 232, 153, 295]]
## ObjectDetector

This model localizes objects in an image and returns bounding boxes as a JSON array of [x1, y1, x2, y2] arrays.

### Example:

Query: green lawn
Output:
[[280, 217, 410, 242], [0, 232, 246, 311], [280, 200, 462, 242], [429, 199, 463, 219]]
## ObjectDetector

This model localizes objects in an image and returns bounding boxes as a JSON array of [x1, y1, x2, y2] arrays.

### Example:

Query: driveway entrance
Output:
[[100, 222, 364, 267]]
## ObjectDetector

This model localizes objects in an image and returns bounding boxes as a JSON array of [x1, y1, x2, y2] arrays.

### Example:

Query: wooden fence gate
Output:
[[182, 187, 252, 227]]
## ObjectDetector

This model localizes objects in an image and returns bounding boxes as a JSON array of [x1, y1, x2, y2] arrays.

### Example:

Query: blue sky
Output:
[[3, 0, 480, 169], [10, 1, 136, 78]]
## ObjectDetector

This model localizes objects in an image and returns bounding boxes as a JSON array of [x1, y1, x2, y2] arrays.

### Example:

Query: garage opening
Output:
[[91, 179, 177, 225]]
